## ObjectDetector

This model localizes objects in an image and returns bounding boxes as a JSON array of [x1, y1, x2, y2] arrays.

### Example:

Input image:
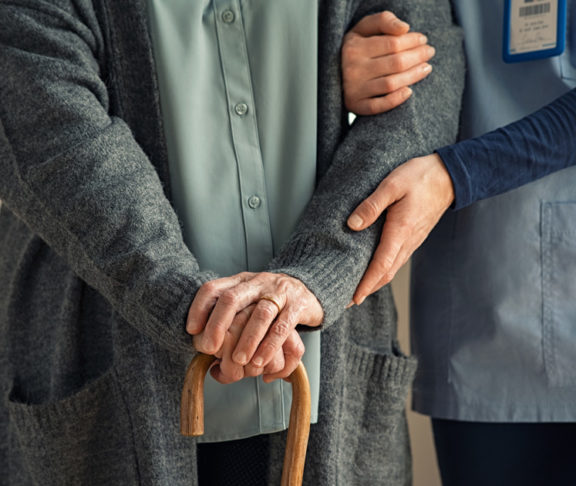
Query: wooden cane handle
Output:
[[280, 362, 311, 486], [180, 353, 217, 436], [180, 353, 311, 486]]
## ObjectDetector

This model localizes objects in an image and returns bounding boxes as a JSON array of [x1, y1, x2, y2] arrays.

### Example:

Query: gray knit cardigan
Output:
[[0, 0, 463, 484]]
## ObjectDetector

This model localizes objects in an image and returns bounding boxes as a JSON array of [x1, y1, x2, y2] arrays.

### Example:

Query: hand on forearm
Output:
[[347, 154, 454, 303], [342, 11, 435, 115], [186, 272, 322, 383]]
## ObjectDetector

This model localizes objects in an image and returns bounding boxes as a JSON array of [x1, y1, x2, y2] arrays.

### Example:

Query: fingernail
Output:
[[422, 63, 432, 74], [253, 356, 264, 367], [348, 214, 363, 230], [419, 34, 428, 44], [428, 46, 436, 57], [394, 19, 409, 29], [234, 352, 247, 365], [346, 300, 355, 309]]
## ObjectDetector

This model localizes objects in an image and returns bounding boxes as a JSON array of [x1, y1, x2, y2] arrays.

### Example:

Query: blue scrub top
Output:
[[411, 0, 576, 422]]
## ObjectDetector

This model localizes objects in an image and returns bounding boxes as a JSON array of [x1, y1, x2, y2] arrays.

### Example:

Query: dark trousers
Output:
[[197, 434, 270, 486], [432, 419, 576, 486]]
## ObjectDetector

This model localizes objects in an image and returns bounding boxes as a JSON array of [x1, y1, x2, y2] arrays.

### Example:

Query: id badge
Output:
[[503, 0, 567, 63]]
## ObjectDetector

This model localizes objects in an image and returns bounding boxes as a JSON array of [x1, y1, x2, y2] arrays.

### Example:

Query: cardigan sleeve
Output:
[[269, 0, 465, 326], [437, 88, 576, 210], [0, 2, 215, 353]]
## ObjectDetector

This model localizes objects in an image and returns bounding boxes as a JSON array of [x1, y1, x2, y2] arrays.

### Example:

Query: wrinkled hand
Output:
[[347, 154, 454, 303], [207, 304, 306, 385], [187, 272, 323, 383], [342, 11, 435, 115]]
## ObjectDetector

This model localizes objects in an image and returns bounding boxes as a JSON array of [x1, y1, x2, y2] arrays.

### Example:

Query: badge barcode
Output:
[[519, 3, 551, 17]]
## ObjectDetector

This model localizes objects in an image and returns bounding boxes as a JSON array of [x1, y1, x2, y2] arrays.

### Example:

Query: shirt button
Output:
[[235, 103, 249, 116], [221, 10, 235, 23], [248, 195, 262, 209]]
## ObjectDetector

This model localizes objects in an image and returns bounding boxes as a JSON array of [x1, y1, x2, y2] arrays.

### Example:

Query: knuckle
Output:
[[362, 196, 382, 220], [243, 363, 260, 377], [379, 76, 395, 93], [294, 342, 305, 360], [364, 99, 378, 116], [372, 254, 395, 275], [388, 54, 407, 72], [379, 11, 396, 25], [343, 31, 359, 45], [243, 334, 261, 351], [200, 339, 219, 355], [269, 358, 284, 374], [283, 337, 303, 357], [384, 36, 401, 53], [395, 57, 409, 72], [255, 303, 277, 321], [271, 319, 291, 339], [260, 341, 279, 358], [383, 176, 402, 196], [356, 102, 374, 116], [383, 270, 396, 285], [372, 259, 391, 275], [200, 280, 218, 295], [341, 43, 356, 63], [342, 64, 360, 84], [221, 362, 243, 381], [366, 97, 386, 116], [276, 276, 292, 295], [219, 289, 239, 307]]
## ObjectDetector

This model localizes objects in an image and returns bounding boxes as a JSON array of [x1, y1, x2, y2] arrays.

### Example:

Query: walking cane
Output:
[[181, 353, 311, 486]]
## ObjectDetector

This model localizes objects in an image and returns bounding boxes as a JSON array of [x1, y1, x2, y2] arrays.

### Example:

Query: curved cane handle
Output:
[[180, 353, 217, 436], [180, 353, 311, 486]]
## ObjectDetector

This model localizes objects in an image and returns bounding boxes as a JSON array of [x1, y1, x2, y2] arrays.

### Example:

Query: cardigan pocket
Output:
[[7, 367, 140, 486], [541, 201, 576, 387], [337, 343, 417, 485]]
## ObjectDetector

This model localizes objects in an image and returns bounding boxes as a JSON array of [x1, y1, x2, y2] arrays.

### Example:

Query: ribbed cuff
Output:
[[270, 236, 366, 328]]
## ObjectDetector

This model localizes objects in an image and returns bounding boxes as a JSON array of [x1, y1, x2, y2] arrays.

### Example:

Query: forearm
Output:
[[438, 89, 576, 209], [270, 0, 465, 326], [0, 2, 213, 352]]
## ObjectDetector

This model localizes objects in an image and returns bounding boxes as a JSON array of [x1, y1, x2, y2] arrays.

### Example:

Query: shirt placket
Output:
[[212, 0, 286, 435], [214, 0, 274, 271]]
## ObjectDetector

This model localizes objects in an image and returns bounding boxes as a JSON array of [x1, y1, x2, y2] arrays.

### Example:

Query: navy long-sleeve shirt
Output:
[[438, 88, 576, 210]]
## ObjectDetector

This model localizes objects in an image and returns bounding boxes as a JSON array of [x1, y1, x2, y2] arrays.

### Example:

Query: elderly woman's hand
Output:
[[187, 272, 323, 383], [207, 303, 306, 384]]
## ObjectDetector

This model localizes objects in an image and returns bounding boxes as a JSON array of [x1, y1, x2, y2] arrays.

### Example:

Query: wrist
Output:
[[426, 153, 455, 209]]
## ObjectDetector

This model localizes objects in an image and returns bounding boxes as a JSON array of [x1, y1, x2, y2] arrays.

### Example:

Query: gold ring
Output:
[[260, 296, 282, 314]]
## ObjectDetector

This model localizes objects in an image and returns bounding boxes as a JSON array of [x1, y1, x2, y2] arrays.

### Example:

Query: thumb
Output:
[[350, 11, 410, 38], [348, 178, 399, 231]]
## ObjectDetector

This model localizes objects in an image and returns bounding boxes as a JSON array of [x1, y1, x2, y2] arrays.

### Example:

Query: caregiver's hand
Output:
[[347, 154, 454, 304], [342, 11, 435, 115], [187, 272, 323, 381]]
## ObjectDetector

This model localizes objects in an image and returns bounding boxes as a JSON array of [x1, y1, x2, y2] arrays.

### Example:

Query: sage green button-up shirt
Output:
[[146, 0, 320, 442]]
